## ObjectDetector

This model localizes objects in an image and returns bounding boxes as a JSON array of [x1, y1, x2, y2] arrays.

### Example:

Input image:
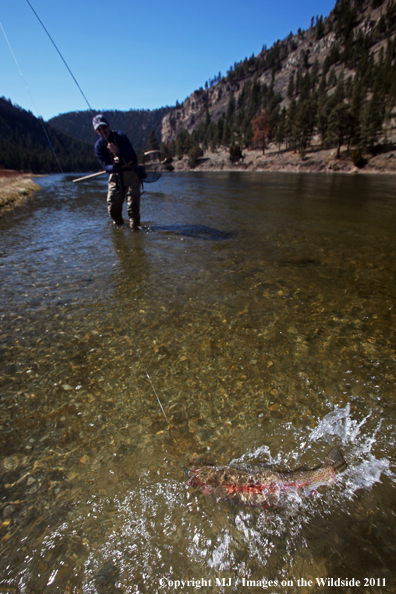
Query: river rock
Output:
[[2, 505, 15, 519]]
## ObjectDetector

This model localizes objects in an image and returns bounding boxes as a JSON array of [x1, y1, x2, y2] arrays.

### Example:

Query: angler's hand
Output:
[[107, 142, 118, 154]]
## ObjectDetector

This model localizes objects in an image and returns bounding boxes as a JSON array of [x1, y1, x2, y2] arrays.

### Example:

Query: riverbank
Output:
[[0, 170, 41, 214], [1, 145, 395, 216], [172, 145, 396, 174]]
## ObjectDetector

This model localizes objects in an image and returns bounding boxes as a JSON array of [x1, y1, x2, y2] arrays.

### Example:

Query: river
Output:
[[0, 171, 395, 593]]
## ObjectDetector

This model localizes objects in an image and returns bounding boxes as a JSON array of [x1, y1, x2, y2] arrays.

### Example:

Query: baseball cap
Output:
[[92, 114, 110, 130]]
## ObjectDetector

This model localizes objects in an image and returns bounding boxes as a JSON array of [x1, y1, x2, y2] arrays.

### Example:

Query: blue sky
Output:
[[2, 0, 337, 121]]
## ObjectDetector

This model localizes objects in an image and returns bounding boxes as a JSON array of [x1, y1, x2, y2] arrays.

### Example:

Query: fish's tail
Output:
[[324, 447, 347, 473]]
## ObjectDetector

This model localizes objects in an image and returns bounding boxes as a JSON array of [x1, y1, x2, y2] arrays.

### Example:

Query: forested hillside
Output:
[[3, 0, 396, 172], [162, 0, 396, 164], [0, 98, 98, 173], [49, 107, 171, 155]]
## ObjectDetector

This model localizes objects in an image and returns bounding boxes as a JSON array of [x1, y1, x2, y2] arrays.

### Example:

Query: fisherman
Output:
[[93, 114, 141, 229]]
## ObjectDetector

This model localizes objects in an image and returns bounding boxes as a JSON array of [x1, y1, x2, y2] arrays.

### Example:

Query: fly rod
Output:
[[72, 170, 106, 183], [72, 152, 165, 183], [73, 156, 138, 182]]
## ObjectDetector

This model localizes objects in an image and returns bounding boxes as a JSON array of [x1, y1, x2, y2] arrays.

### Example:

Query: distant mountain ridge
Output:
[[0, 99, 172, 172], [49, 107, 172, 154], [3, 0, 395, 172]]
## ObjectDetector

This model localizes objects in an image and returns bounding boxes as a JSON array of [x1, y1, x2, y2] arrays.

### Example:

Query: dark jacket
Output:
[[94, 130, 138, 173]]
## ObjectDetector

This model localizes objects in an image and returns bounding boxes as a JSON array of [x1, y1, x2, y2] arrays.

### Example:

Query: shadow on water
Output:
[[278, 258, 321, 268], [147, 224, 232, 241]]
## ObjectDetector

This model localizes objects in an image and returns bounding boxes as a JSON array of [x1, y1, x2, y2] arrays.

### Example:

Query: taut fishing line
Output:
[[25, 0, 95, 115], [0, 19, 63, 173], [127, 328, 170, 424], [5, 1, 169, 423], [25, 0, 165, 188]]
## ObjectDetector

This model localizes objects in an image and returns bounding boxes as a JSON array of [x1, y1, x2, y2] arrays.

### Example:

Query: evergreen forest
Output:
[[163, 0, 396, 164], [0, 98, 98, 173], [1, 0, 396, 172]]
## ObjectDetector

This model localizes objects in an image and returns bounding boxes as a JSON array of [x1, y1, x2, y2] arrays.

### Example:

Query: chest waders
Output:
[[107, 135, 141, 229]]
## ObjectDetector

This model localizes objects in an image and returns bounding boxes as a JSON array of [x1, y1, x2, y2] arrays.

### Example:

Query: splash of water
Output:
[[307, 403, 391, 498], [39, 404, 394, 592], [230, 403, 392, 501], [308, 402, 366, 444]]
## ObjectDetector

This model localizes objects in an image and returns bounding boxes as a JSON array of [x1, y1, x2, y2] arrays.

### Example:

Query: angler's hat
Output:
[[92, 114, 109, 130]]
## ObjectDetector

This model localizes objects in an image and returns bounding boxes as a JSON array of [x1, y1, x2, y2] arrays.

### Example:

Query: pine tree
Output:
[[285, 98, 297, 150], [252, 110, 271, 154], [326, 101, 353, 157], [275, 107, 286, 152], [222, 120, 233, 147], [146, 130, 159, 151], [287, 72, 295, 98], [218, 116, 226, 145], [360, 91, 386, 150], [350, 77, 364, 145], [316, 15, 325, 40]]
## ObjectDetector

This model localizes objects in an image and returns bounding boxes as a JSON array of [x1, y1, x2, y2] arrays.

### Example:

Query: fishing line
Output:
[[0, 19, 63, 173], [128, 327, 170, 424], [22, 1, 169, 424], [25, 0, 95, 115]]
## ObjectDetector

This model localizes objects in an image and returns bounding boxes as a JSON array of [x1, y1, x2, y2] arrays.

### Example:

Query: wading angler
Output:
[[93, 114, 142, 229]]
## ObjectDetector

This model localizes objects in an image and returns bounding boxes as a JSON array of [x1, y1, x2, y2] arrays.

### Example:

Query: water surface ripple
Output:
[[0, 172, 395, 593]]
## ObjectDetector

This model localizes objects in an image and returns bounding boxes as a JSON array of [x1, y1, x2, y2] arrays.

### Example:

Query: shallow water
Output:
[[0, 171, 395, 593]]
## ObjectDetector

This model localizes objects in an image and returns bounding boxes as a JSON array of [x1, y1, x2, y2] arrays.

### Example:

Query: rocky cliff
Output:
[[161, 0, 394, 145]]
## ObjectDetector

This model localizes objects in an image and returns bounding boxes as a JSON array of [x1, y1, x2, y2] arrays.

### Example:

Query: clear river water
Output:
[[0, 171, 395, 593]]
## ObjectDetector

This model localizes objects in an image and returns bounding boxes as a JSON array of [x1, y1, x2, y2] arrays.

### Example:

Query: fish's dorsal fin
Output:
[[293, 463, 309, 472], [231, 462, 273, 474], [324, 447, 347, 472]]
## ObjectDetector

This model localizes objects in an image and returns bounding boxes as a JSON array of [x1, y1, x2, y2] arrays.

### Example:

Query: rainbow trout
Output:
[[185, 446, 347, 508]]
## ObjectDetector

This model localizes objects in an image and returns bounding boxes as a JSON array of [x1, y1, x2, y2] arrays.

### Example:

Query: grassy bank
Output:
[[0, 170, 41, 214]]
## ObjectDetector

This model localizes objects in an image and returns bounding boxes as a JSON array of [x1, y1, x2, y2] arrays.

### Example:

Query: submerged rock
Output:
[[95, 560, 123, 593]]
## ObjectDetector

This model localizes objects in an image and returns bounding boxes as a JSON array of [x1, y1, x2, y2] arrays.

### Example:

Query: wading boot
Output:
[[129, 217, 140, 230]]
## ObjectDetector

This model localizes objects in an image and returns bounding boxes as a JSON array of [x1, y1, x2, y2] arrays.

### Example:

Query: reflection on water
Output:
[[0, 172, 395, 592]]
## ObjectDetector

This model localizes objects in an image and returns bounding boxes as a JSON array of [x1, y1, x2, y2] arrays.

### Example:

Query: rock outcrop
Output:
[[161, 0, 394, 145]]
